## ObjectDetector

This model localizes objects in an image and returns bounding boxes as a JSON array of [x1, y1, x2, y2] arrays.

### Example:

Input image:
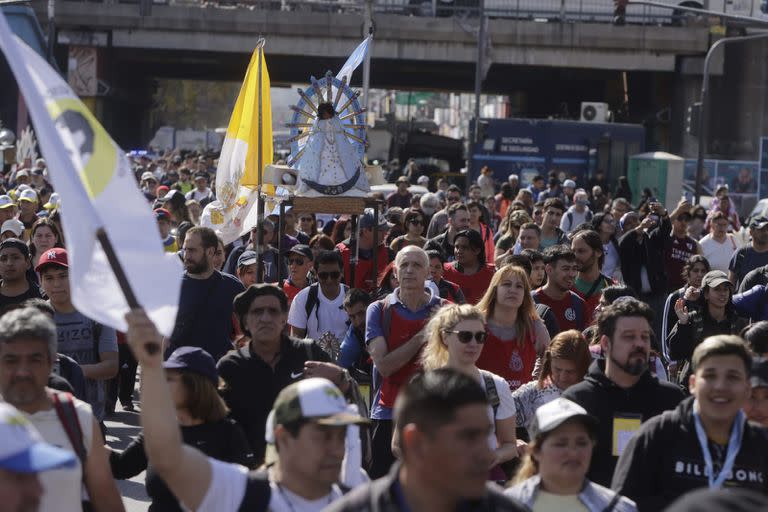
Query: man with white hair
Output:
[[365, 246, 445, 479], [560, 189, 593, 234]]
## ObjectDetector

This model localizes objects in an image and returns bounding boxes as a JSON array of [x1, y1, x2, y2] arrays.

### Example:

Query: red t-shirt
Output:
[[282, 280, 304, 306], [532, 288, 586, 331], [665, 235, 698, 290], [442, 263, 495, 305]]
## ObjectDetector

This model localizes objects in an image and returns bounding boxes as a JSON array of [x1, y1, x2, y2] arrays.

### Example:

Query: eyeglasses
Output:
[[299, 217, 313, 222], [447, 196, 461, 203], [318, 271, 341, 281], [288, 258, 305, 266], [409, 219, 423, 225], [443, 330, 487, 344]]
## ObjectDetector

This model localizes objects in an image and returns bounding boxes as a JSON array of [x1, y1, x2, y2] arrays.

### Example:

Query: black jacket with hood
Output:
[[561, 359, 684, 487], [611, 396, 768, 512]]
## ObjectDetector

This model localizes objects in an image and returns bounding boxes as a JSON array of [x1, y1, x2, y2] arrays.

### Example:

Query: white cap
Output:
[[15, 169, 29, 178], [1, 219, 24, 238], [0, 195, 15, 209], [563, 179, 577, 189], [44, 192, 61, 210], [530, 397, 597, 439], [18, 188, 38, 203], [0, 402, 76, 473], [417, 175, 429, 185]]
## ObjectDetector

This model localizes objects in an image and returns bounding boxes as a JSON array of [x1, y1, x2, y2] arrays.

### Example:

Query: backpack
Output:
[[51, 391, 93, 512], [480, 369, 500, 419], [304, 283, 349, 328]]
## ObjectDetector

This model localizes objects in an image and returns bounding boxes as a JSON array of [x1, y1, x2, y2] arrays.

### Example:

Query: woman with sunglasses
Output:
[[421, 304, 520, 476], [297, 212, 318, 238], [589, 212, 620, 282], [476, 264, 550, 391], [389, 209, 427, 253]]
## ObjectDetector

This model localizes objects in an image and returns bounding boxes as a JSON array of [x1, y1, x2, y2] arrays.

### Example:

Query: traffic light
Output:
[[686, 102, 702, 137]]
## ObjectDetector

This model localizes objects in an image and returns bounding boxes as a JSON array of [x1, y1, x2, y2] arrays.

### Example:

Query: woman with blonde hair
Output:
[[476, 264, 550, 391], [506, 398, 637, 511], [421, 303, 520, 475], [495, 209, 532, 260], [512, 330, 591, 438]]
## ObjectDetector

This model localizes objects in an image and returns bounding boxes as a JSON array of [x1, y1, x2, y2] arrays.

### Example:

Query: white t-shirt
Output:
[[288, 285, 349, 344], [25, 397, 94, 512], [478, 370, 516, 450], [185, 188, 214, 203], [700, 233, 741, 273], [188, 458, 344, 512]]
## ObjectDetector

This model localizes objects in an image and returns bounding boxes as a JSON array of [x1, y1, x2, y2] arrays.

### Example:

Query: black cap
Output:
[[751, 357, 768, 389], [0, 238, 29, 259], [194, 172, 209, 181], [288, 244, 313, 260], [163, 346, 218, 385]]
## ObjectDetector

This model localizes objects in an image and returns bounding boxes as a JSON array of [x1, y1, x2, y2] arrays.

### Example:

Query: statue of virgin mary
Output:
[[295, 102, 370, 197]]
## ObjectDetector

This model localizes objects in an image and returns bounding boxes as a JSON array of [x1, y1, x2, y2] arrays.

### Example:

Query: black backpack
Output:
[[236, 469, 350, 511]]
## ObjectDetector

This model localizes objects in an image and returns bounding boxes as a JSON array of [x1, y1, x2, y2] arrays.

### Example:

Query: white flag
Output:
[[336, 35, 372, 84], [0, 12, 182, 336]]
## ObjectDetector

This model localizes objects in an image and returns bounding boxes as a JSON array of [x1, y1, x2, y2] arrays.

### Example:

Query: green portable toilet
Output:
[[626, 152, 684, 211]]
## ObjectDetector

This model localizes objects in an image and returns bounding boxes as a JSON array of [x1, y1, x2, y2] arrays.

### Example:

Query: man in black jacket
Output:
[[217, 284, 351, 464], [325, 369, 526, 512], [562, 298, 684, 486], [612, 335, 768, 511]]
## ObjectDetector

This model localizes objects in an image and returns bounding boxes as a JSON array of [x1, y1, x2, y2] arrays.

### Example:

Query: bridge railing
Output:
[[71, 0, 687, 25]]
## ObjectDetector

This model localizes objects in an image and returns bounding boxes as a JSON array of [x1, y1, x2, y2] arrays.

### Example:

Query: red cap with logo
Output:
[[35, 247, 69, 273]]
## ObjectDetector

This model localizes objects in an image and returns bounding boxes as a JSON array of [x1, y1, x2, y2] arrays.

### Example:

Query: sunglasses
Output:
[[288, 258, 305, 266], [299, 217, 313, 222], [318, 271, 341, 281], [444, 330, 487, 344]]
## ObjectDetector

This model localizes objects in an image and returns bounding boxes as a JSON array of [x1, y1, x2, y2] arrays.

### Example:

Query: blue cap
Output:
[[0, 402, 76, 473], [237, 250, 258, 268], [163, 346, 218, 385]]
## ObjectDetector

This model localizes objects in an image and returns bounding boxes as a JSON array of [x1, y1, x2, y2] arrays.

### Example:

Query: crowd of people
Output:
[[2, 153, 768, 511]]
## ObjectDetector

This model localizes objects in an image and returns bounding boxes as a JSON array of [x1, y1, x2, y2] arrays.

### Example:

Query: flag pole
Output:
[[95, 228, 160, 354], [255, 39, 265, 284]]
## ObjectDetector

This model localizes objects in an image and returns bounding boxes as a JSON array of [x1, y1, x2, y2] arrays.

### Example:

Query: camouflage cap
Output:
[[272, 378, 369, 428]]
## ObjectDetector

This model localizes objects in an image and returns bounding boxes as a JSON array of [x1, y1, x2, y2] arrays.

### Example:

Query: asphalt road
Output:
[[105, 395, 150, 511]]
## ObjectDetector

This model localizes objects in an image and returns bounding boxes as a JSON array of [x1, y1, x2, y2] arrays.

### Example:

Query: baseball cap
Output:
[[701, 270, 732, 290], [750, 216, 768, 230], [0, 402, 76, 473], [288, 244, 313, 261], [530, 397, 598, 440], [751, 357, 768, 389], [0, 238, 30, 259], [156, 185, 170, 197], [0, 195, 15, 209], [163, 346, 218, 386], [141, 171, 157, 182], [194, 172, 208, 181], [32, 168, 44, 176], [15, 169, 29, 178], [359, 208, 389, 230], [272, 378, 369, 428], [35, 248, 68, 273], [237, 250, 258, 268], [18, 188, 38, 203], [1, 219, 24, 238], [417, 175, 429, 185], [563, 179, 576, 189], [154, 208, 172, 221], [43, 193, 61, 210]]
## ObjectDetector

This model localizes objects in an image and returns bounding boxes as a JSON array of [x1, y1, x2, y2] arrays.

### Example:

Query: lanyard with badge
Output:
[[692, 400, 745, 489]]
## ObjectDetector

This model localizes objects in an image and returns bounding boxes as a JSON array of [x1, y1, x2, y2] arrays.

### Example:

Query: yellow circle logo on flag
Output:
[[47, 98, 117, 198]]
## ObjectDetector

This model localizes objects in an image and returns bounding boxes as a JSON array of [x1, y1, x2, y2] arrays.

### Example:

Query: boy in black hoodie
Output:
[[562, 298, 684, 486], [612, 335, 768, 511]]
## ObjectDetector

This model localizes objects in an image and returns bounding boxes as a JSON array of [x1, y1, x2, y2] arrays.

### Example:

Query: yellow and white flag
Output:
[[203, 47, 273, 244], [0, 12, 182, 336]]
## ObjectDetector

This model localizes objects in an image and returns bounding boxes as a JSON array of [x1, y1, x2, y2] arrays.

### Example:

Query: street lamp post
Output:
[[695, 33, 768, 204]]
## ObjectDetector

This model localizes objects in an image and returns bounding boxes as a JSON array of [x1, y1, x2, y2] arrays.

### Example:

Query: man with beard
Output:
[[168, 227, 245, 361], [563, 299, 684, 487], [571, 230, 614, 324], [532, 245, 586, 331]]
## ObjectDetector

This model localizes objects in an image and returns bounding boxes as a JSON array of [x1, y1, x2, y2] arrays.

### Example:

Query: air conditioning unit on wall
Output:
[[580, 102, 611, 123]]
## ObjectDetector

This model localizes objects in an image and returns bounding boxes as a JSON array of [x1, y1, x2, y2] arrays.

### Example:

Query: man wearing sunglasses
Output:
[[288, 251, 349, 352], [282, 244, 314, 306]]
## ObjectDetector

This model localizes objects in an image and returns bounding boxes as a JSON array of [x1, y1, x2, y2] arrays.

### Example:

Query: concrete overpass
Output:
[[27, 1, 716, 149]]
